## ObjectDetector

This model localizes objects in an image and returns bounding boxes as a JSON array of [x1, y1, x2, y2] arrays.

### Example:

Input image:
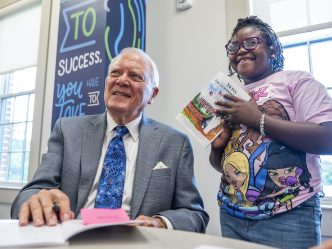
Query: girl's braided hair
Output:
[[228, 16, 284, 80]]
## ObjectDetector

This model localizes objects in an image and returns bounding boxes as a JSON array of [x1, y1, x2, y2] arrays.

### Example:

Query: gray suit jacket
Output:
[[11, 113, 209, 232]]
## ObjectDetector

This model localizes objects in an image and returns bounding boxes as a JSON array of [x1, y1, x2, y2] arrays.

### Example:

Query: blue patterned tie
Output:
[[95, 126, 128, 208]]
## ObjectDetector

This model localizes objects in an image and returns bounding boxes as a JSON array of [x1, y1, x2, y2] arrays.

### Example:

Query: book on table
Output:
[[176, 72, 250, 147], [0, 208, 139, 248]]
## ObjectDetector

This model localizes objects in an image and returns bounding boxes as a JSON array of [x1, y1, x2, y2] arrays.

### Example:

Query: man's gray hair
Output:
[[108, 47, 159, 88]]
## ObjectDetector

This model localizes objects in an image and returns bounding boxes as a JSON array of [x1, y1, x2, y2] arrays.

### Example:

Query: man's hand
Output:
[[18, 189, 74, 227], [134, 215, 167, 228]]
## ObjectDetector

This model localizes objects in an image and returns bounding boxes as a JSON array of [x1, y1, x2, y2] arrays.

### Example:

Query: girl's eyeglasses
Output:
[[225, 37, 267, 55]]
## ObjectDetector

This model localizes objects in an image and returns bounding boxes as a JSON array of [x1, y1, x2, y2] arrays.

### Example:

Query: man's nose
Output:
[[116, 73, 130, 85]]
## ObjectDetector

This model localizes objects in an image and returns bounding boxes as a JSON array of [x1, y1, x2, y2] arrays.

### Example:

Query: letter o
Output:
[[82, 7, 96, 37]]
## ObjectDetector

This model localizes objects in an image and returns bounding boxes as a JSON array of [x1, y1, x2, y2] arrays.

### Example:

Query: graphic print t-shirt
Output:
[[217, 71, 332, 220]]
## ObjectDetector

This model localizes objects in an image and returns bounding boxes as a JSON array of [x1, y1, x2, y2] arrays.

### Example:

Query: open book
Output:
[[176, 72, 250, 147], [0, 208, 139, 248]]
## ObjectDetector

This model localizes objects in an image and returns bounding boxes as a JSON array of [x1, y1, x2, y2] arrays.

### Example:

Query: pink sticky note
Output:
[[81, 208, 130, 225]]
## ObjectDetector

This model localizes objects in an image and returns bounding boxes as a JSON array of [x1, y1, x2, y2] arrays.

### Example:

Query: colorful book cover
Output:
[[176, 72, 250, 147]]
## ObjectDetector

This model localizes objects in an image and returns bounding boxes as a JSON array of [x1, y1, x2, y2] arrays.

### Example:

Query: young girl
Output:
[[210, 16, 332, 249]]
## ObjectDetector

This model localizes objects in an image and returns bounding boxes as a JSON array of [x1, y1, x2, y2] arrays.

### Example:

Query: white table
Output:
[[32, 225, 276, 249]]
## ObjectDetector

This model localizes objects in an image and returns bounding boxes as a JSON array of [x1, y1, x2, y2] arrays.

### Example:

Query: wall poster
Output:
[[52, 0, 146, 128]]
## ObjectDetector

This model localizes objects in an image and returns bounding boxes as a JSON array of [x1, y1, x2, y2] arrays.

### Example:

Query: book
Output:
[[176, 72, 250, 147], [0, 208, 139, 248]]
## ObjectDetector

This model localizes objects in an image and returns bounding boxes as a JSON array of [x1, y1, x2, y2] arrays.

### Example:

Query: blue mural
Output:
[[52, 0, 146, 128]]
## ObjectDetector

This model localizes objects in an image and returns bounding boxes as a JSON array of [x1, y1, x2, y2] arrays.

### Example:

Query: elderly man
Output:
[[11, 48, 209, 232]]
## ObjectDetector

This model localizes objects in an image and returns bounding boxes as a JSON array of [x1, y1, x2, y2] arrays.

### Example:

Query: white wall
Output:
[[144, 0, 228, 235], [322, 207, 332, 241]]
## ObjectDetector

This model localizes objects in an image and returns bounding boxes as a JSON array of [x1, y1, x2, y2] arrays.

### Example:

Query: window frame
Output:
[[283, 36, 332, 89], [0, 0, 52, 204]]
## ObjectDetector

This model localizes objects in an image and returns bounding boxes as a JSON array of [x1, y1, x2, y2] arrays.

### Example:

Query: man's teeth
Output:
[[115, 92, 126, 96]]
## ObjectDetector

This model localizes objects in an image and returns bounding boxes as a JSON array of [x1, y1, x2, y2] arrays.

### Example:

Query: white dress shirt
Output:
[[83, 112, 140, 216]]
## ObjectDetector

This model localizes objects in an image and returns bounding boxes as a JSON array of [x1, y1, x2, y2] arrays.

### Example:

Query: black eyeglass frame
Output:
[[225, 37, 267, 55]]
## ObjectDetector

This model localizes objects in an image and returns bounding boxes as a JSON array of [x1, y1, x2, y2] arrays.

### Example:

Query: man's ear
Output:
[[148, 87, 159, 104]]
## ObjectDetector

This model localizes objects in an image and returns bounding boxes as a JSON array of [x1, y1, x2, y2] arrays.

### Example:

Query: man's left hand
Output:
[[134, 215, 167, 228]]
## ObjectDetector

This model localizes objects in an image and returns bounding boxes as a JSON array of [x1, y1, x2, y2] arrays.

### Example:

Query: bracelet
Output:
[[260, 113, 266, 136]]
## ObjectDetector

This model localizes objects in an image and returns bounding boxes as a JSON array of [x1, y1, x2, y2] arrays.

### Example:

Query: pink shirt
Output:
[[218, 70, 332, 219]]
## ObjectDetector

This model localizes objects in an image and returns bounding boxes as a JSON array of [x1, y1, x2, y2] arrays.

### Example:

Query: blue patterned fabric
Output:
[[95, 126, 128, 208]]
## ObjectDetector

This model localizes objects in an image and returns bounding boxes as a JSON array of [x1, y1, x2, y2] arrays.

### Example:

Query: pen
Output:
[[52, 203, 61, 223]]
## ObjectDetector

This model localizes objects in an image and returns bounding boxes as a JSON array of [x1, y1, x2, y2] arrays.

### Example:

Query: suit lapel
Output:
[[75, 113, 106, 214], [130, 116, 161, 219]]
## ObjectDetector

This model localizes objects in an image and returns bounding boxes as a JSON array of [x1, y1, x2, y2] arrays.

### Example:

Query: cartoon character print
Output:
[[222, 152, 250, 206], [218, 151, 249, 219], [244, 99, 291, 204], [259, 141, 312, 214], [218, 85, 312, 219], [218, 153, 275, 220], [223, 99, 291, 201]]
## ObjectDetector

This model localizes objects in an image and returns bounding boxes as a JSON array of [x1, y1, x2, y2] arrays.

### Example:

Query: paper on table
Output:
[[0, 209, 139, 248], [0, 220, 66, 248], [194, 245, 233, 249]]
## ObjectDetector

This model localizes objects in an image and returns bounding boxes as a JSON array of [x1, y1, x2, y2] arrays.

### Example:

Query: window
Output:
[[0, 2, 41, 188], [281, 29, 332, 91], [250, 0, 332, 198], [250, 0, 332, 33], [0, 67, 35, 184]]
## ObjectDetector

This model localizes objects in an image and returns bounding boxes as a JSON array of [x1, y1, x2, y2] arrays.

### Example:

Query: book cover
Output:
[[176, 72, 250, 147]]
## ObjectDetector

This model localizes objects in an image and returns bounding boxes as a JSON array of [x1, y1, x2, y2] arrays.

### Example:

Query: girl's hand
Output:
[[211, 119, 232, 149], [216, 94, 261, 129]]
